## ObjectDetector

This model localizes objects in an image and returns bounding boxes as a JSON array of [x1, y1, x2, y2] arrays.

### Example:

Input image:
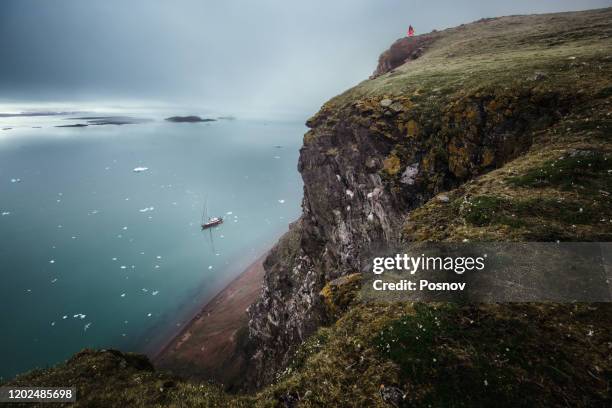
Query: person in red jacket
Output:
[[407, 25, 415, 37]]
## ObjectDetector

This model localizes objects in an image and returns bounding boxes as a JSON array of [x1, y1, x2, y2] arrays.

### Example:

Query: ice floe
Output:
[[152, 290, 159, 296], [133, 167, 149, 173], [84, 322, 91, 331], [139, 207, 154, 213], [1, 211, 10, 216], [120, 293, 126, 298], [278, 199, 285, 204], [10, 178, 21, 183]]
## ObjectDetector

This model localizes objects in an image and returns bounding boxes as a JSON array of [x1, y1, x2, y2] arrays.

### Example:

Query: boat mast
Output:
[[202, 198, 208, 224]]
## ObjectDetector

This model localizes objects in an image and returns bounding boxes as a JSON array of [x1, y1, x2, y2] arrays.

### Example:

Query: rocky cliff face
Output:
[[245, 7, 612, 388], [371, 34, 439, 78], [245, 90, 573, 387]]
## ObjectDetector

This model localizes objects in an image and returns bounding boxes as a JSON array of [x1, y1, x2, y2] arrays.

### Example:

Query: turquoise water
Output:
[[0, 116, 304, 379]]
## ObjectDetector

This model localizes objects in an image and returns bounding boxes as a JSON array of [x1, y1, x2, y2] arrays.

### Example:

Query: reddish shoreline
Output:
[[153, 253, 267, 383]]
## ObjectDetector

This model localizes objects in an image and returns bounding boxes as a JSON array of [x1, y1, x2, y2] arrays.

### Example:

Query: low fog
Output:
[[0, 0, 608, 118]]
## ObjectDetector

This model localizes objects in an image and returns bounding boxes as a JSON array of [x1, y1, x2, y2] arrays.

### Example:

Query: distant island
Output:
[[55, 116, 152, 128], [55, 123, 88, 128], [165, 115, 216, 123], [70, 116, 151, 126]]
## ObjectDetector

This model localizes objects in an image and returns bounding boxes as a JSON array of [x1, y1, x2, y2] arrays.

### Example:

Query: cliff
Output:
[[4, 8, 611, 407], [244, 7, 612, 388]]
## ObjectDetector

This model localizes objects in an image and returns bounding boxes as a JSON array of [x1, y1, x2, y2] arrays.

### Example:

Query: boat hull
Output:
[[201, 219, 223, 230]]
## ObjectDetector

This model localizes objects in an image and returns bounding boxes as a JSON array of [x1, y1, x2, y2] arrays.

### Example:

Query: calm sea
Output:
[[0, 113, 304, 379]]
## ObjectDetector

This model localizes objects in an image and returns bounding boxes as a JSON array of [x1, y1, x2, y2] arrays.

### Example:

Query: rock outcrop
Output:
[[371, 34, 439, 78]]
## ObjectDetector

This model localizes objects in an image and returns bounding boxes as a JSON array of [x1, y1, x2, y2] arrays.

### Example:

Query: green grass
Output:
[[375, 303, 612, 407], [507, 151, 612, 191], [3, 349, 251, 407], [459, 194, 606, 228]]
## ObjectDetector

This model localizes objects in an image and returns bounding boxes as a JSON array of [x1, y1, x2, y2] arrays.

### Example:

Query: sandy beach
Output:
[[153, 253, 267, 386]]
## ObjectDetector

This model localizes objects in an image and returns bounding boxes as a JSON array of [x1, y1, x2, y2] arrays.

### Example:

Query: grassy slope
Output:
[[4, 8, 612, 408], [330, 8, 611, 107]]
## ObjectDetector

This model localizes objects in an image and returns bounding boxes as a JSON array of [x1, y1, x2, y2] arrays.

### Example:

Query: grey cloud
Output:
[[0, 0, 609, 117]]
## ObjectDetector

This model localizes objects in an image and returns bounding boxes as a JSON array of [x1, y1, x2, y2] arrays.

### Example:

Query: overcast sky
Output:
[[0, 0, 609, 118]]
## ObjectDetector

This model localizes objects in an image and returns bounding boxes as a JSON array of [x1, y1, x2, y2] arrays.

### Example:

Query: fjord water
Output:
[[0, 116, 304, 379]]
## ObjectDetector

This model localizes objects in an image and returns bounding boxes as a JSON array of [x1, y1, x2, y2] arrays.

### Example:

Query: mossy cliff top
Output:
[[4, 8, 612, 407]]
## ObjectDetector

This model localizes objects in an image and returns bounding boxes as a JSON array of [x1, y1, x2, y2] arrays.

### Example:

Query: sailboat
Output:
[[201, 201, 223, 230]]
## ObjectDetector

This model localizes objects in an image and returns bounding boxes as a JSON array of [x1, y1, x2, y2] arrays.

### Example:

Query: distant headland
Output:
[[165, 115, 216, 123]]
